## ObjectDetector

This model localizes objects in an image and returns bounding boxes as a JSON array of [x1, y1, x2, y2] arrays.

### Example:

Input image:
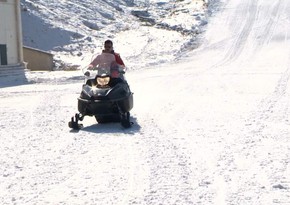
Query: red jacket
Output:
[[113, 52, 125, 66]]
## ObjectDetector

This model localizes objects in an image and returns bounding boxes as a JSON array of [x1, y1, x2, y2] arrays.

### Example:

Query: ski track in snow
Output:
[[1, 0, 290, 204]]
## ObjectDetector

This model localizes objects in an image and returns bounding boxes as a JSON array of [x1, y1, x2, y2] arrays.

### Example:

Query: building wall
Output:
[[23, 46, 54, 71], [0, 0, 23, 66]]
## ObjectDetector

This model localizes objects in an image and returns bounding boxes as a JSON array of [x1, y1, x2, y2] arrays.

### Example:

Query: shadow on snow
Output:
[[69, 116, 141, 134], [0, 69, 31, 88]]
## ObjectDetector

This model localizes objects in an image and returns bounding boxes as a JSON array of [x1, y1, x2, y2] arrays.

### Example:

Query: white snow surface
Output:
[[1, 0, 290, 204]]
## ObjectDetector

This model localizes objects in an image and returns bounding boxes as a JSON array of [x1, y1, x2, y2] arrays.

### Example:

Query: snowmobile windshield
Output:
[[84, 53, 116, 79], [91, 53, 115, 72], [95, 63, 111, 75], [83, 64, 111, 79]]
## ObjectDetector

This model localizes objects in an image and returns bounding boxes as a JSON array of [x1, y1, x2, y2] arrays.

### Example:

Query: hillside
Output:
[[20, 0, 216, 70]]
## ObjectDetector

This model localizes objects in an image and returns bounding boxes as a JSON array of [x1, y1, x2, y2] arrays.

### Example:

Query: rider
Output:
[[89, 40, 125, 68], [103, 39, 125, 67], [88, 40, 125, 86]]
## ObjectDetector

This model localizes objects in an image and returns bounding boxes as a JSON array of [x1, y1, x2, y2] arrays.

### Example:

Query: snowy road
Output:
[[1, 0, 290, 204]]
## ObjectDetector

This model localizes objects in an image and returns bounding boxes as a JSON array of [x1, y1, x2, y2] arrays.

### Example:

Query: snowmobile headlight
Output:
[[96, 76, 110, 87]]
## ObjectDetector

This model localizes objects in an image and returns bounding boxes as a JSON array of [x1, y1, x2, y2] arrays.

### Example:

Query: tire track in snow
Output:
[[0, 83, 146, 205], [0, 86, 70, 204], [137, 118, 195, 205], [215, 0, 258, 67], [177, 6, 290, 201], [191, 61, 290, 204], [27, 86, 140, 205], [245, 32, 290, 136], [12, 88, 73, 203], [0, 89, 42, 205], [219, 34, 290, 204], [253, 0, 285, 54]]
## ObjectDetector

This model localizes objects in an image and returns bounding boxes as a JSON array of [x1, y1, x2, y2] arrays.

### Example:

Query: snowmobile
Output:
[[68, 62, 134, 130]]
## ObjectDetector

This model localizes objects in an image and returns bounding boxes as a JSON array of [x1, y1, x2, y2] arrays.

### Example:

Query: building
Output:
[[0, 0, 24, 69], [0, 0, 54, 71], [23, 46, 54, 71]]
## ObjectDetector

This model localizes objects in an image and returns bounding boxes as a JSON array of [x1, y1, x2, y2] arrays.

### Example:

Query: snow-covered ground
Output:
[[1, 0, 290, 204]]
